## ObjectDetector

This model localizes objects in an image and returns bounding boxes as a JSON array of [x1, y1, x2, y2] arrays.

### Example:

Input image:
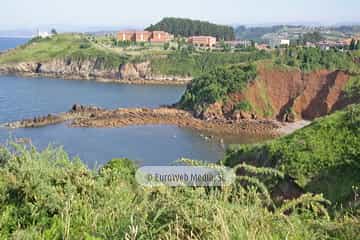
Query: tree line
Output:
[[146, 17, 235, 41], [349, 39, 360, 50]]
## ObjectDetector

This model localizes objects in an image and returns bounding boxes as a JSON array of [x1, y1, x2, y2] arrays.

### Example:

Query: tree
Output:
[[349, 39, 356, 50], [301, 31, 324, 44], [145, 17, 235, 40], [51, 28, 58, 35], [220, 41, 231, 52], [163, 42, 170, 50], [356, 40, 360, 50]]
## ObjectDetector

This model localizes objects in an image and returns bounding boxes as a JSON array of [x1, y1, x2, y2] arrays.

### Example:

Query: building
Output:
[[135, 31, 152, 42], [37, 29, 52, 38], [150, 31, 173, 43], [270, 39, 290, 48], [256, 44, 270, 51], [188, 36, 217, 47], [117, 30, 173, 43], [280, 39, 290, 46], [118, 31, 136, 41], [224, 40, 252, 48]]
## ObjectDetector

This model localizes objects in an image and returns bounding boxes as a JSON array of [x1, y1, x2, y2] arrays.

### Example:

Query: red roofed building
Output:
[[135, 31, 152, 42], [188, 36, 217, 47], [117, 30, 173, 43], [118, 31, 136, 41], [150, 31, 173, 43]]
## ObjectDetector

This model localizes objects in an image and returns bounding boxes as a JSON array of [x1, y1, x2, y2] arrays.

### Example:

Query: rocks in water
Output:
[[72, 104, 83, 112], [5, 104, 280, 137], [201, 102, 225, 121], [71, 104, 101, 113], [6, 114, 64, 128], [15, 138, 32, 144]]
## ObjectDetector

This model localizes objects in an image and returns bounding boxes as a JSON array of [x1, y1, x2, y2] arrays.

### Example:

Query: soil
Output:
[[218, 66, 354, 121]]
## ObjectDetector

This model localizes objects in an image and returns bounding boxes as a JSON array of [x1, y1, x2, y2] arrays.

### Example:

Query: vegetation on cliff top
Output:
[[179, 64, 257, 111], [344, 75, 360, 100], [0, 34, 129, 68], [174, 47, 359, 116], [223, 104, 360, 204], [150, 49, 270, 77], [0, 143, 359, 239], [273, 47, 360, 73], [1, 34, 358, 79], [146, 17, 235, 40]]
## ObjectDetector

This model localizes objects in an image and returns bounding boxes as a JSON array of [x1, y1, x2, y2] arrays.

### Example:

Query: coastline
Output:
[[0, 71, 191, 85], [3, 104, 311, 138]]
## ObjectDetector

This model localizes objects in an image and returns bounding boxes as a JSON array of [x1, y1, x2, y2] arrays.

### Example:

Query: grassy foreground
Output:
[[0, 141, 359, 239], [223, 104, 360, 205]]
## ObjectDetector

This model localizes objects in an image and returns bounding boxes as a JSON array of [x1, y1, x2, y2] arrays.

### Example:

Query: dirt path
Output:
[[276, 120, 312, 135]]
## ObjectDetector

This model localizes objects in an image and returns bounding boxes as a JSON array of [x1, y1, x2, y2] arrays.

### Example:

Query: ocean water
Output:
[[0, 37, 29, 52], [0, 38, 263, 168]]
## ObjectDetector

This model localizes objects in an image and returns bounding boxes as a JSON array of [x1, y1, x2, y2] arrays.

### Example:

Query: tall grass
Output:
[[0, 143, 359, 239]]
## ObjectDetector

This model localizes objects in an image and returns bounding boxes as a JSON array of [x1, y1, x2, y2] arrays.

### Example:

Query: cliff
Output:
[[0, 58, 192, 84], [208, 66, 358, 121]]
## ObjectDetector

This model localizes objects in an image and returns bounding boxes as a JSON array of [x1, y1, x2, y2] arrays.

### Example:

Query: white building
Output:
[[270, 39, 290, 48], [37, 29, 52, 38], [280, 39, 290, 46]]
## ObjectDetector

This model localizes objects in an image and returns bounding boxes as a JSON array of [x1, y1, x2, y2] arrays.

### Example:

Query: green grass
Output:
[[0, 143, 359, 239], [344, 75, 360, 100], [179, 64, 258, 111], [223, 104, 360, 204], [151, 50, 271, 77], [272, 47, 360, 73], [0, 34, 129, 68]]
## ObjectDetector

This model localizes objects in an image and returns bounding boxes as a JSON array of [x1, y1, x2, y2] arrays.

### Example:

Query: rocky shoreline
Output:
[[4, 104, 283, 137], [0, 60, 192, 85]]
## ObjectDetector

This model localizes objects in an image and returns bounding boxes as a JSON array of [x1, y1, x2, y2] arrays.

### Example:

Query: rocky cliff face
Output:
[[209, 66, 357, 121], [0, 58, 192, 83]]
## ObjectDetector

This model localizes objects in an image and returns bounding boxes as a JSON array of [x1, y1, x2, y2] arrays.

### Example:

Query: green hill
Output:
[[0, 34, 129, 68], [146, 17, 235, 40]]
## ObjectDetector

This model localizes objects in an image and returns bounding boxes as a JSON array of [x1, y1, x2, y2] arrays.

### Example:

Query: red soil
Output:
[[218, 66, 352, 120]]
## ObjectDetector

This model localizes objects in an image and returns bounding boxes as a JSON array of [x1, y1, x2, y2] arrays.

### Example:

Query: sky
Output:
[[1, 0, 360, 30]]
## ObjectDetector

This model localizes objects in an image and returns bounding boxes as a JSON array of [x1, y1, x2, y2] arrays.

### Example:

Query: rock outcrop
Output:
[[0, 58, 192, 84], [4, 104, 280, 137]]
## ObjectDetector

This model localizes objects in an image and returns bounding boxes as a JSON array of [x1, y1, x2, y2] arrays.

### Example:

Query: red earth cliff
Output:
[[214, 66, 355, 121]]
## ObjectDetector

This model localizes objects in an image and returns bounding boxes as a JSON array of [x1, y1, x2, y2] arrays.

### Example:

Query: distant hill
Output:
[[235, 25, 301, 41], [145, 17, 235, 41], [236, 25, 360, 42]]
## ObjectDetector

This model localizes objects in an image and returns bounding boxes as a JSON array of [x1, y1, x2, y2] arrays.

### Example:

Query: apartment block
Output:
[[117, 30, 173, 43], [188, 36, 217, 47]]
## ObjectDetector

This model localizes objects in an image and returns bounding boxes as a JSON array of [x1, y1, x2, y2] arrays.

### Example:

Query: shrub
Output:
[[179, 64, 257, 110], [0, 144, 359, 239], [223, 104, 360, 204], [235, 101, 253, 112], [79, 43, 91, 49]]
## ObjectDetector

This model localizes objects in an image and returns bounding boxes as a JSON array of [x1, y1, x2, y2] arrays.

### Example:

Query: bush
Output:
[[0, 144, 359, 239], [179, 64, 257, 110], [344, 75, 360, 100], [79, 43, 91, 49], [223, 104, 360, 204], [235, 101, 253, 112], [150, 50, 271, 77], [274, 47, 358, 72]]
